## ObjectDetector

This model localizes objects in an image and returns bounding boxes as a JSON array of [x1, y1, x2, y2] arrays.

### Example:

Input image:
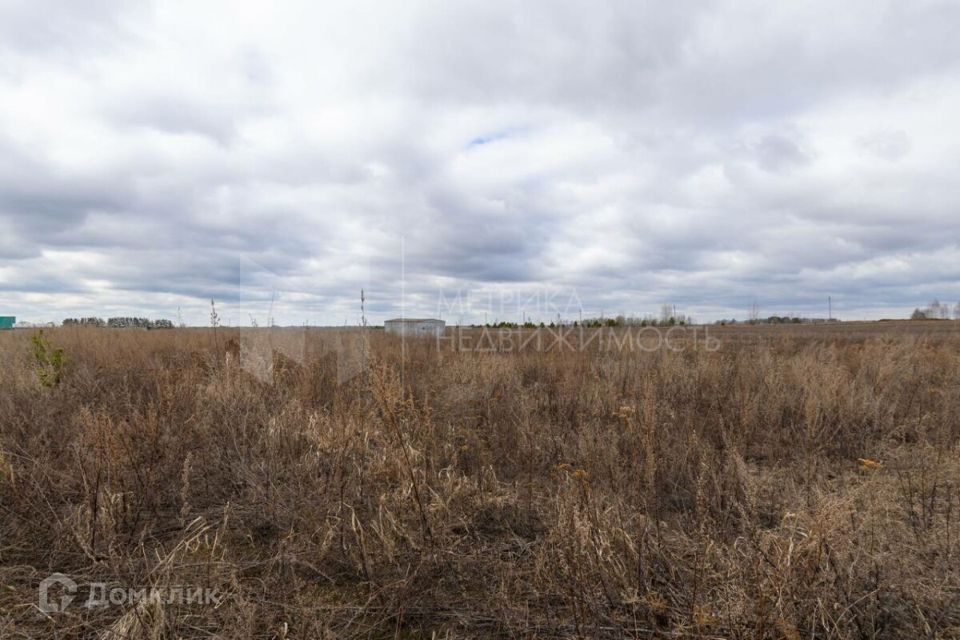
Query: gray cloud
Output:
[[1, 0, 960, 325], [0, 0, 140, 55]]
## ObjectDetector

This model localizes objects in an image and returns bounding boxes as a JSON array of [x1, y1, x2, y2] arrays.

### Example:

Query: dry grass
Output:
[[1, 324, 959, 638]]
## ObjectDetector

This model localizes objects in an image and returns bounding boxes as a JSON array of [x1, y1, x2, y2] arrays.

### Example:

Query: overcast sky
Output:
[[1, 0, 959, 325]]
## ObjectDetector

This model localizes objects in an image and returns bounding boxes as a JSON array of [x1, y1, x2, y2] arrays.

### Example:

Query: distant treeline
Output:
[[911, 299, 960, 321], [475, 316, 692, 330], [715, 316, 840, 325], [62, 317, 175, 329]]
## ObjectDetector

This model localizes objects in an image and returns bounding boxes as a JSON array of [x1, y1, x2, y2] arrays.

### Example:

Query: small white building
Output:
[[384, 318, 445, 338]]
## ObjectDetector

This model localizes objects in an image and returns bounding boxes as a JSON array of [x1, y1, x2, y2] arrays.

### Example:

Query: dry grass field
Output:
[[2, 322, 960, 638]]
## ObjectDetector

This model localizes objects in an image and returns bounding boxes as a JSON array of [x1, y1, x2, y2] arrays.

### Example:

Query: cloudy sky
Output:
[[1, 0, 959, 325]]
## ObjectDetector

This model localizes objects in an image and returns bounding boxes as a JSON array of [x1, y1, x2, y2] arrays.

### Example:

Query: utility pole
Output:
[[828, 296, 832, 322], [361, 289, 367, 327]]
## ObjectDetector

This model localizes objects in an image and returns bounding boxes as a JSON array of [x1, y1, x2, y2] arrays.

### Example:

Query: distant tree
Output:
[[913, 300, 951, 320], [209, 300, 220, 329], [954, 302, 960, 320], [925, 299, 949, 319], [660, 304, 673, 325]]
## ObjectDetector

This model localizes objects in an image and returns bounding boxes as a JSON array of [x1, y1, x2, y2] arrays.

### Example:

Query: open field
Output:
[[2, 322, 960, 638]]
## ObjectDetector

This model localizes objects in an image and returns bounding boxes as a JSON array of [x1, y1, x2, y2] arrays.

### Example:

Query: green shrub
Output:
[[31, 330, 64, 387]]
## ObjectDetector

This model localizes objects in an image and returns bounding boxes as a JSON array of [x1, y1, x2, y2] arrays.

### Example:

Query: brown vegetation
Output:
[[1, 323, 960, 638]]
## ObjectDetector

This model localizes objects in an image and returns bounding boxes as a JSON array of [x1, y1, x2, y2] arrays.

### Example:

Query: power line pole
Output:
[[361, 289, 367, 327]]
